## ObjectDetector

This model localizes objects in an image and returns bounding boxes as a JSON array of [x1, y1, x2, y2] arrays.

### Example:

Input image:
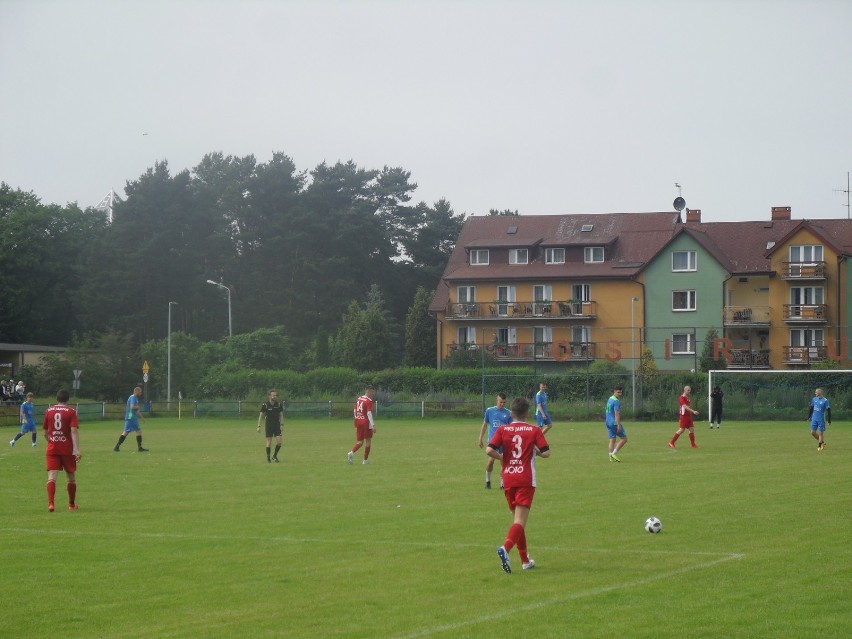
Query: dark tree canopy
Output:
[[0, 153, 465, 371]]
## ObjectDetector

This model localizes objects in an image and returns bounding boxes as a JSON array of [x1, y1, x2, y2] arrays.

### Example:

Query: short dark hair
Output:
[[510, 396, 529, 418], [56, 389, 70, 402], [497, 392, 507, 400], [613, 386, 623, 392], [366, 384, 376, 391]]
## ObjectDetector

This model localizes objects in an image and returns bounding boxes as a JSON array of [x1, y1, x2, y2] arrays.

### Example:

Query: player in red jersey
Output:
[[348, 384, 376, 465], [42, 389, 82, 512], [487, 396, 551, 573], [669, 385, 700, 449]]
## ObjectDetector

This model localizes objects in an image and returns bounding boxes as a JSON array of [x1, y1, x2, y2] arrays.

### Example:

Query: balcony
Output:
[[783, 345, 827, 365], [782, 304, 827, 323], [722, 306, 770, 326], [446, 341, 596, 362], [781, 261, 826, 279], [446, 300, 597, 320], [726, 349, 771, 369]]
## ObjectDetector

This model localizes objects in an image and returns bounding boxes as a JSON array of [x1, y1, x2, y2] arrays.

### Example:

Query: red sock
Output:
[[688, 432, 696, 446], [351, 442, 362, 453], [517, 527, 529, 564], [504, 523, 524, 553], [47, 480, 56, 504], [363, 446, 370, 461], [68, 481, 77, 505], [671, 431, 681, 443]]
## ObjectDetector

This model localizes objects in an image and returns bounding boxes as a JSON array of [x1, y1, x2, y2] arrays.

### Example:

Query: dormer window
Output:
[[509, 249, 528, 264], [470, 249, 489, 265], [584, 247, 604, 263], [545, 248, 565, 264]]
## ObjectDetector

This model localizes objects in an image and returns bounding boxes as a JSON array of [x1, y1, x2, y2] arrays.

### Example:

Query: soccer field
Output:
[[1, 417, 849, 638]]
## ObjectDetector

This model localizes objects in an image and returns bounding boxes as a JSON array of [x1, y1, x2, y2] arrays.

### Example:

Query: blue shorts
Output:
[[123, 419, 141, 433], [810, 420, 826, 433], [606, 423, 627, 439], [536, 414, 552, 427], [20, 421, 37, 433]]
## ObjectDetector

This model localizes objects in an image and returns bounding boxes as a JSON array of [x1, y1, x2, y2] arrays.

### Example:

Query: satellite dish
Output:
[[673, 196, 686, 212]]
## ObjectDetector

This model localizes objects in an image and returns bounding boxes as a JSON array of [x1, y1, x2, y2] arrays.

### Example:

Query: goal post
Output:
[[707, 369, 852, 423]]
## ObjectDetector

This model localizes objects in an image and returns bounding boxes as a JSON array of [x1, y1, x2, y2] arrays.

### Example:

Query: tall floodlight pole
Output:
[[630, 297, 637, 412], [167, 302, 177, 404], [206, 280, 233, 337]]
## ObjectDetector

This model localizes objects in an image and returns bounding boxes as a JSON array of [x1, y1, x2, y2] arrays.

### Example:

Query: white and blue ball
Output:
[[644, 516, 662, 533]]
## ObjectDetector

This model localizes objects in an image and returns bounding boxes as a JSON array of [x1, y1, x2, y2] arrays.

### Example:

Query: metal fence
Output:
[[0, 400, 486, 428]]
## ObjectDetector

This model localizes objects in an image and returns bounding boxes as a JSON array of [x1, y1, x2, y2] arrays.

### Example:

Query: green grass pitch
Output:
[[1, 417, 849, 638]]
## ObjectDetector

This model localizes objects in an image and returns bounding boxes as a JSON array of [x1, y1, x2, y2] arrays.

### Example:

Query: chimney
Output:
[[685, 208, 701, 223], [771, 206, 791, 220]]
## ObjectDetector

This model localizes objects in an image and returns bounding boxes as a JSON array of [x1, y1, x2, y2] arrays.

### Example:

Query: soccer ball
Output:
[[644, 516, 662, 533]]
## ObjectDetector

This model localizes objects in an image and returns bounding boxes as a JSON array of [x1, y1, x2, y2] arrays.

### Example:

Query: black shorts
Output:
[[265, 423, 282, 438]]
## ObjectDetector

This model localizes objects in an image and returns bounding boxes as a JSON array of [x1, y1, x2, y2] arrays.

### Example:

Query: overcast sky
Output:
[[2, 0, 851, 222]]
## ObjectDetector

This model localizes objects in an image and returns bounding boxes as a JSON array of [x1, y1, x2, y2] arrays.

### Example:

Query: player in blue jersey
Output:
[[807, 387, 831, 451], [113, 386, 149, 452], [478, 393, 512, 489], [605, 386, 627, 462], [534, 382, 552, 434], [10, 392, 38, 448]]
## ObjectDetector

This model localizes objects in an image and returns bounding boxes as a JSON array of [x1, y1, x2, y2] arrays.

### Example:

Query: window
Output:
[[457, 326, 476, 345], [572, 284, 590, 302], [790, 328, 824, 347], [509, 249, 528, 264], [495, 285, 515, 316], [789, 245, 823, 262], [470, 249, 489, 265], [545, 248, 565, 264], [457, 286, 475, 303], [584, 247, 604, 263], [672, 250, 697, 271], [671, 333, 695, 354], [571, 325, 590, 343], [672, 290, 697, 311], [533, 285, 552, 302], [789, 286, 823, 305]]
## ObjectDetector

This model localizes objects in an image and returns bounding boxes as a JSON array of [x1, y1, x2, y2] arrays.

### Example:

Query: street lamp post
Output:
[[631, 297, 638, 414], [167, 301, 177, 404], [206, 280, 232, 337]]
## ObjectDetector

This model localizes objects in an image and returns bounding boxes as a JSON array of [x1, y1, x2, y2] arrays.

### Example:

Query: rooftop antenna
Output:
[[673, 183, 686, 212], [833, 172, 850, 220]]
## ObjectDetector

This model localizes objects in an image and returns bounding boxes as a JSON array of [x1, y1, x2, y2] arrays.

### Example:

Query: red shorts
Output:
[[46, 453, 77, 473], [504, 485, 536, 511], [355, 423, 374, 442], [679, 417, 694, 429]]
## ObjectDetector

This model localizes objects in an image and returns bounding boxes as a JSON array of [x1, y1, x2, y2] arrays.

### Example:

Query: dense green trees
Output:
[[1, 152, 465, 374]]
